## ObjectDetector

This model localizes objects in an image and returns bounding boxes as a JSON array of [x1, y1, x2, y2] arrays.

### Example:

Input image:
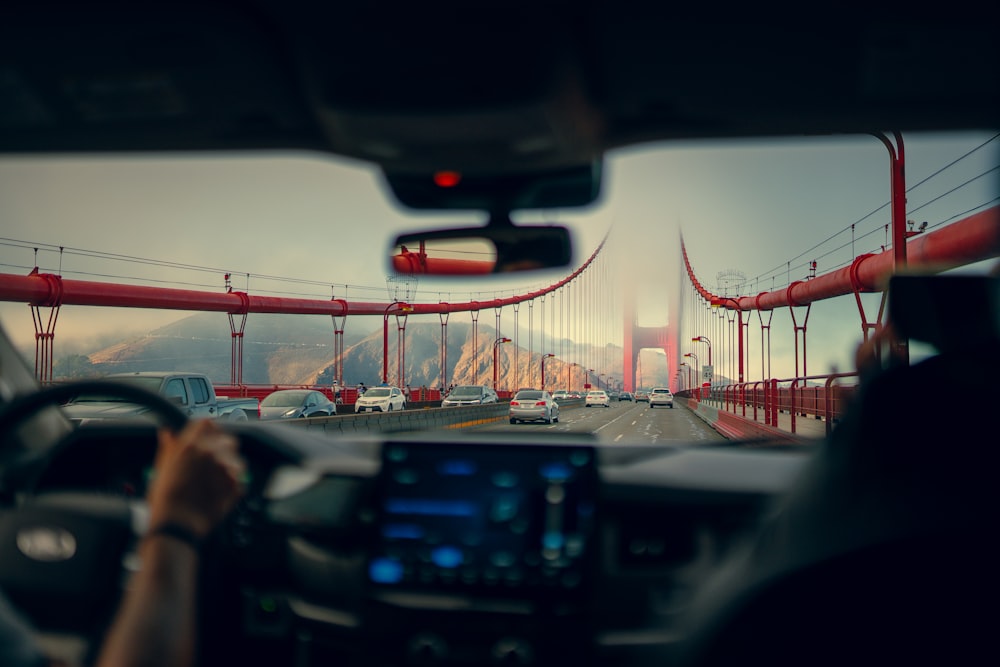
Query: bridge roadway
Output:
[[287, 397, 824, 445], [477, 400, 727, 445]]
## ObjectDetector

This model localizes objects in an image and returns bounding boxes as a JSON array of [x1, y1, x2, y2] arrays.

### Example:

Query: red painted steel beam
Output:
[[0, 238, 607, 316], [684, 206, 1000, 311]]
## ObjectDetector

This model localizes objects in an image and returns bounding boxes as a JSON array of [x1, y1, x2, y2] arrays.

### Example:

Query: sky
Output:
[[1, 131, 997, 381]]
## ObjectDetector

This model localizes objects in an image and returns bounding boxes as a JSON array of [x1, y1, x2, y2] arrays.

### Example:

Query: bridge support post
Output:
[[28, 269, 63, 384], [396, 312, 408, 388], [31, 304, 60, 384], [228, 290, 250, 386], [470, 307, 480, 384], [439, 307, 449, 390], [332, 311, 347, 387], [873, 131, 910, 366]]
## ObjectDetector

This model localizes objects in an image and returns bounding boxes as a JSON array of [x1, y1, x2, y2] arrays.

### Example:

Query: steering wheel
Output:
[[0, 380, 189, 642]]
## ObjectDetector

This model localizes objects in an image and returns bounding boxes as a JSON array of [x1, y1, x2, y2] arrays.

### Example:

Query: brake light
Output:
[[535, 401, 546, 406], [510, 400, 520, 406]]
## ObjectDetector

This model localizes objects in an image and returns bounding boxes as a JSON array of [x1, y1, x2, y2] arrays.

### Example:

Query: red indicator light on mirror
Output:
[[433, 171, 462, 187]]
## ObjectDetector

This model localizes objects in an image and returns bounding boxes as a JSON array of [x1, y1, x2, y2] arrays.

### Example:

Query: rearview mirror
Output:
[[390, 225, 573, 275]]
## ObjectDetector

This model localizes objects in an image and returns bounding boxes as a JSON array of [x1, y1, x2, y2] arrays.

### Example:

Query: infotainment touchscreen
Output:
[[368, 442, 598, 600]]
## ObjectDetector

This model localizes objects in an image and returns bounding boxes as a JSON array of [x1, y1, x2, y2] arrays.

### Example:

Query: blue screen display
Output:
[[369, 443, 598, 599]]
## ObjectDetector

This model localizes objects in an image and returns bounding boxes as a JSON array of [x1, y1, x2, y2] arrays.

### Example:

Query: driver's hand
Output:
[[147, 419, 245, 539]]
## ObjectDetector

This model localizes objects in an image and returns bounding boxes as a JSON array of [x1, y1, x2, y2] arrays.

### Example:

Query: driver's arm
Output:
[[96, 419, 245, 667]]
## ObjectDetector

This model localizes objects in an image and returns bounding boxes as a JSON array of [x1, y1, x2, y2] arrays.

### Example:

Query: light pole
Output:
[[493, 337, 511, 390], [692, 336, 712, 385], [540, 353, 555, 391], [586, 368, 594, 389], [679, 362, 692, 390], [684, 352, 699, 383], [383, 301, 412, 385], [567, 362, 578, 393], [711, 297, 745, 384]]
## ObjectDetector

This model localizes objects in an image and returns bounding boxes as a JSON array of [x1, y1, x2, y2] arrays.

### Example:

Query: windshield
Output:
[[70, 376, 164, 402], [448, 386, 482, 398], [514, 391, 543, 400], [261, 392, 308, 408], [0, 133, 997, 437]]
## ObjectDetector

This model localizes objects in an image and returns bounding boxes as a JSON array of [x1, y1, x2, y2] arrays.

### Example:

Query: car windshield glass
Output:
[[0, 133, 996, 452], [261, 392, 308, 407], [515, 391, 543, 400], [366, 388, 391, 398], [70, 376, 164, 402]]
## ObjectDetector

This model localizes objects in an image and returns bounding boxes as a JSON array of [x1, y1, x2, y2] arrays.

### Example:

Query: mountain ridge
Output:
[[51, 311, 673, 389]]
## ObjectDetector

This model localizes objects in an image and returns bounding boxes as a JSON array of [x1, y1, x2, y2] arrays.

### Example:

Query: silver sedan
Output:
[[509, 389, 560, 424]]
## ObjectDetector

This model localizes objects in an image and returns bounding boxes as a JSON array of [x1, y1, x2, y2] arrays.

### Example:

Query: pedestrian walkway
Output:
[[683, 398, 831, 443]]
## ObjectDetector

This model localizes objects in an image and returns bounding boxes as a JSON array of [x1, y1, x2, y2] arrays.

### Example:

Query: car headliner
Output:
[[2, 3, 997, 211]]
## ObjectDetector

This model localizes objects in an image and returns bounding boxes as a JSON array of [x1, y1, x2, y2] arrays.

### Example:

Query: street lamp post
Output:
[[567, 363, 578, 393], [692, 336, 712, 385], [711, 297, 745, 384], [679, 362, 691, 390], [383, 301, 412, 385], [493, 337, 511, 390], [540, 353, 555, 391], [684, 352, 699, 396]]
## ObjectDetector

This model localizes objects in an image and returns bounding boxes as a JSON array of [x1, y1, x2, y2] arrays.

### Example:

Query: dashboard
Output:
[[29, 422, 813, 666]]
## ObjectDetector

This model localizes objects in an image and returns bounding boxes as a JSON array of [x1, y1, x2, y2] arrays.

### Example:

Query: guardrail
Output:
[[214, 384, 445, 406], [678, 372, 859, 437], [269, 397, 587, 435], [271, 403, 508, 435]]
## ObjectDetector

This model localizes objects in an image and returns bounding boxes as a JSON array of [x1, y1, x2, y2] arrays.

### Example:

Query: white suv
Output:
[[648, 387, 674, 408], [586, 390, 610, 408]]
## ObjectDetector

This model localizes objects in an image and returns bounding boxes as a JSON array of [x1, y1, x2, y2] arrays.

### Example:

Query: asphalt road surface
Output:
[[479, 400, 727, 445]]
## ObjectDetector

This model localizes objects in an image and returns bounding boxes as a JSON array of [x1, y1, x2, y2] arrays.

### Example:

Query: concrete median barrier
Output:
[[280, 402, 512, 435]]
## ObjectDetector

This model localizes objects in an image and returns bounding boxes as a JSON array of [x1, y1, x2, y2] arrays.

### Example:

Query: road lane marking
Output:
[[594, 409, 637, 433]]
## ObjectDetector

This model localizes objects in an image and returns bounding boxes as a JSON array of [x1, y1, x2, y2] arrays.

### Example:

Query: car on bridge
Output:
[[551, 390, 570, 402], [648, 387, 674, 408], [259, 389, 336, 420], [619, 392, 634, 402], [586, 390, 610, 408], [355, 386, 407, 413], [508, 389, 559, 424], [635, 390, 649, 402], [61, 372, 260, 424], [441, 385, 498, 407]]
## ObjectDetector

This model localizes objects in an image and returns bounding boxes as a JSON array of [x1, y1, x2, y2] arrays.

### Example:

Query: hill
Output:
[[54, 311, 665, 391]]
